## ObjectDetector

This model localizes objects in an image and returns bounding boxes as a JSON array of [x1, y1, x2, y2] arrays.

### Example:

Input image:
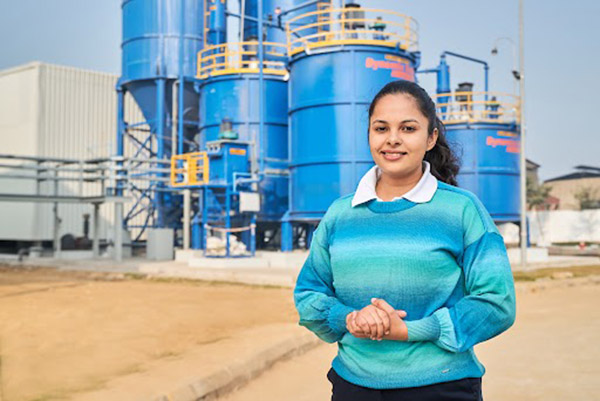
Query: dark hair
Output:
[[367, 80, 460, 186]]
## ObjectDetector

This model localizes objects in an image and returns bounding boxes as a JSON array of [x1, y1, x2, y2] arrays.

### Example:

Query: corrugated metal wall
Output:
[[0, 64, 40, 240], [0, 62, 148, 242]]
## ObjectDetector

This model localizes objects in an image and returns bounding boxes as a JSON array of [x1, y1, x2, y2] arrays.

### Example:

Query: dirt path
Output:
[[0, 266, 297, 401], [217, 282, 600, 401], [1, 265, 598, 401]]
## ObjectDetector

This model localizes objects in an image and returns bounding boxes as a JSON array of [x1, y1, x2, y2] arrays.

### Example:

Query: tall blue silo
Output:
[[440, 91, 521, 222], [118, 0, 204, 234], [281, 4, 420, 250]]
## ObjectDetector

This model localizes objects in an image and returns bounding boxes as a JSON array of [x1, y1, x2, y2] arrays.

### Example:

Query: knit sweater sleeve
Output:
[[293, 203, 355, 344], [404, 196, 517, 353]]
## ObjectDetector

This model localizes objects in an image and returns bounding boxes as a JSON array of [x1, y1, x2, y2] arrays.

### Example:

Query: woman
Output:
[[293, 80, 516, 401]]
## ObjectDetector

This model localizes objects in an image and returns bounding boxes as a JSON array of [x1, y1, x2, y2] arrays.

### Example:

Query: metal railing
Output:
[[434, 92, 521, 125], [170, 152, 210, 187], [286, 7, 418, 56], [197, 41, 288, 78], [0, 154, 175, 200]]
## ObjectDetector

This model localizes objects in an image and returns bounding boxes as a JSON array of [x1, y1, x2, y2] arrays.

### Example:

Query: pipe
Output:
[[93, 203, 100, 258], [183, 189, 191, 249], [416, 68, 439, 74], [178, 0, 185, 155], [209, 0, 227, 44], [53, 169, 61, 258], [441, 51, 489, 100], [227, 10, 280, 29], [114, 202, 123, 262], [258, 0, 265, 173], [239, 0, 245, 42], [278, 0, 320, 17], [156, 78, 166, 227], [116, 86, 125, 196]]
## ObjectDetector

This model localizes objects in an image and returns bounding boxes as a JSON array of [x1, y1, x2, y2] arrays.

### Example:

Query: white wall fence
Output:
[[498, 210, 600, 245]]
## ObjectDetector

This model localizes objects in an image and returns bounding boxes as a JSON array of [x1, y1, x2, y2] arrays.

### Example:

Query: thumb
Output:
[[371, 298, 395, 314], [396, 310, 407, 318]]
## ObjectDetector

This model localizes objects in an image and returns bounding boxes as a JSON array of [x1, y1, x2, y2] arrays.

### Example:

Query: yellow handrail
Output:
[[433, 92, 521, 125], [171, 152, 210, 187], [286, 7, 418, 56], [197, 41, 288, 79]]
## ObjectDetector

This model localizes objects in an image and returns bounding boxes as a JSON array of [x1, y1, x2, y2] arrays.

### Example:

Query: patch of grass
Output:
[[123, 272, 146, 281], [513, 265, 600, 282], [122, 274, 290, 290]]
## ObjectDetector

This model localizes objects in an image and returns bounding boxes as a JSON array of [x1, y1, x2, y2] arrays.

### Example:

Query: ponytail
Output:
[[424, 117, 460, 186]]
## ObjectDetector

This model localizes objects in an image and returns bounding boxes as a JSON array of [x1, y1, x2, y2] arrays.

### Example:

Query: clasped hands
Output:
[[345, 298, 408, 342]]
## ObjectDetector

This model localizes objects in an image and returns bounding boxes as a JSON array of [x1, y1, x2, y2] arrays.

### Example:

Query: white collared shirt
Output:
[[351, 160, 438, 207]]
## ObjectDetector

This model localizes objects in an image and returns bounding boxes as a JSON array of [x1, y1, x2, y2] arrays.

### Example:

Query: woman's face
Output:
[[368, 93, 438, 180]]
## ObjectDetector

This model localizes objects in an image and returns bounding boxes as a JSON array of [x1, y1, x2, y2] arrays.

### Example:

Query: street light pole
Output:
[[519, 0, 528, 269], [491, 37, 518, 95]]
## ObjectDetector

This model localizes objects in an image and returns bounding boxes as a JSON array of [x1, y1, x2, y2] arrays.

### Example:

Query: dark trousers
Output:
[[327, 367, 483, 401]]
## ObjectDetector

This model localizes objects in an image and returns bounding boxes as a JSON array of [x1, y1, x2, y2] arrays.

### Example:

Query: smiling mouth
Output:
[[381, 151, 407, 161]]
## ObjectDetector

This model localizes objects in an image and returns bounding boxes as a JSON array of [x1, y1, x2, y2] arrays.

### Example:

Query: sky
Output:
[[0, 0, 598, 181]]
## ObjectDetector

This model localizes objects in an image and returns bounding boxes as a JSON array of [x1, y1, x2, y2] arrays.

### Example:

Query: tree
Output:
[[526, 177, 552, 210], [574, 186, 600, 210], [526, 177, 553, 246]]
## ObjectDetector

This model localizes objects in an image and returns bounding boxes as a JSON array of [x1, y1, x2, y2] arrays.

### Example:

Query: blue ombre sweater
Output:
[[293, 182, 517, 389]]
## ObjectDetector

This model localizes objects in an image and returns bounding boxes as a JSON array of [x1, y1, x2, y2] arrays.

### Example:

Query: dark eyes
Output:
[[373, 126, 417, 133]]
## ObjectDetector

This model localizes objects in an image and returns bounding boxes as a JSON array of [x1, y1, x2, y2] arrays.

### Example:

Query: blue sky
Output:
[[1, 0, 598, 181]]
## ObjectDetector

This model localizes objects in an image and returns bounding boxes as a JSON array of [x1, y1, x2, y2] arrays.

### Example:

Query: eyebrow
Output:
[[371, 119, 420, 125]]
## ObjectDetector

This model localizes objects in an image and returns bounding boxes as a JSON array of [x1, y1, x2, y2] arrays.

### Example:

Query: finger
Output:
[[361, 310, 377, 337], [373, 307, 391, 336], [396, 310, 407, 318], [363, 311, 381, 340], [367, 308, 385, 340], [346, 311, 357, 331], [354, 332, 370, 338], [355, 313, 370, 335], [350, 313, 364, 335], [352, 313, 366, 334], [371, 298, 396, 315]]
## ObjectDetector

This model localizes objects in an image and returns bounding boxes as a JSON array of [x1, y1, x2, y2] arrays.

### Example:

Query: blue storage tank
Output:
[[121, 0, 204, 125], [437, 91, 521, 222], [119, 0, 204, 230], [198, 74, 289, 221], [122, 0, 203, 80], [285, 6, 420, 222]]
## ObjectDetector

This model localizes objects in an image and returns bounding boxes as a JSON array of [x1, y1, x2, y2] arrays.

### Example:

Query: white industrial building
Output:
[[0, 62, 144, 250]]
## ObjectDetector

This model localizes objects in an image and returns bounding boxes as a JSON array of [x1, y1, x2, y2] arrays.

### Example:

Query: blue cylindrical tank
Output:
[[121, 0, 203, 124], [445, 122, 521, 222], [120, 0, 204, 230], [198, 75, 289, 221], [122, 0, 203, 80], [288, 46, 419, 221]]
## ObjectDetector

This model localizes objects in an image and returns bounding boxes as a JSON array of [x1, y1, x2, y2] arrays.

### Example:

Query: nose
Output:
[[386, 129, 402, 146]]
